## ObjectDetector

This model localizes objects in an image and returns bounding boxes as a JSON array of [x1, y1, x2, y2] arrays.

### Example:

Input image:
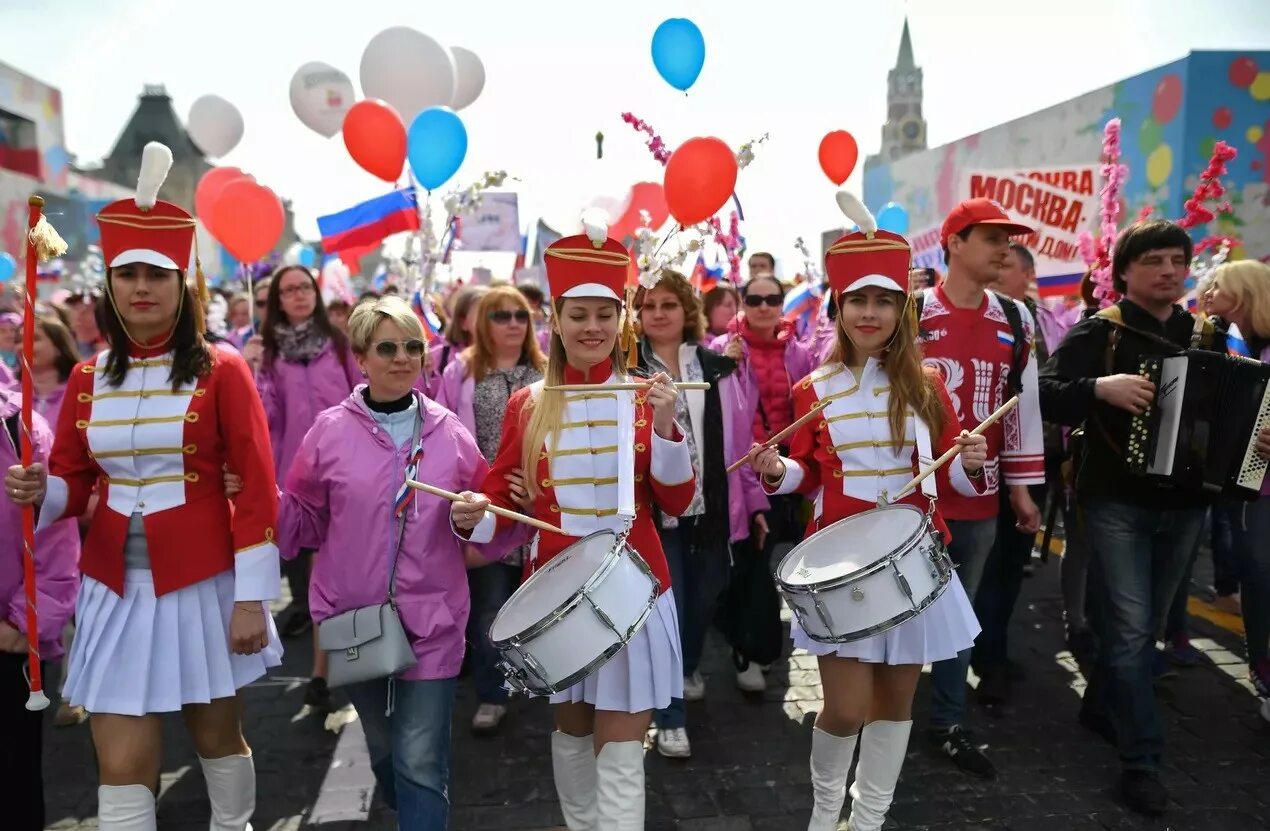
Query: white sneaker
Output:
[[656, 727, 691, 758], [736, 662, 766, 692], [471, 703, 506, 732], [683, 672, 706, 702]]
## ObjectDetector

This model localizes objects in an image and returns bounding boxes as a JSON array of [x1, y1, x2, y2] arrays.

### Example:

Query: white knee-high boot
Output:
[[846, 720, 912, 831], [551, 731, 598, 830], [808, 727, 859, 831], [199, 752, 256, 831], [594, 740, 645, 830], [97, 784, 157, 831]]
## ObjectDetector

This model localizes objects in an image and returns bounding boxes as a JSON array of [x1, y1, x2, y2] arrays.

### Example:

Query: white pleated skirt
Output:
[[64, 569, 283, 716], [792, 573, 981, 665], [549, 589, 683, 713]]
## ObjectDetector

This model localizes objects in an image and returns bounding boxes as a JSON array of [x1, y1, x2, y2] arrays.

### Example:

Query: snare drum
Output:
[[776, 504, 953, 644], [489, 529, 660, 695]]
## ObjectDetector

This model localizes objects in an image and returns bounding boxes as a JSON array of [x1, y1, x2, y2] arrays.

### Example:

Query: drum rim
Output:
[[790, 566, 952, 644], [776, 503, 931, 593]]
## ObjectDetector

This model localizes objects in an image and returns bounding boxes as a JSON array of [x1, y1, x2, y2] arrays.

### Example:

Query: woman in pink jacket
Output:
[[434, 286, 545, 734], [708, 275, 815, 693], [19, 314, 80, 429], [277, 297, 525, 830], [1, 389, 80, 830], [242, 265, 360, 708], [634, 270, 769, 760]]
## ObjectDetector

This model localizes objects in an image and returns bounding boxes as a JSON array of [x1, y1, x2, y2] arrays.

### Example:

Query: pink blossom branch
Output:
[[1090, 118, 1128, 307], [1179, 141, 1238, 230], [620, 112, 671, 166]]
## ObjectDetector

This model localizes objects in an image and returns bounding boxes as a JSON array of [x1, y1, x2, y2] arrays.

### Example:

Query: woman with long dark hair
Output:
[[18, 313, 80, 428], [4, 143, 280, 831], [748, 208, 985, 831]]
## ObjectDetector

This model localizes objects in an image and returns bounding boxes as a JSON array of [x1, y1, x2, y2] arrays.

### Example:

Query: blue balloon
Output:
[[876, 202, 910, 235], [651, 18, 705, 92], [407, 107, 468, 191], [298, 246, 316, 268], [0, 252, 15, 283]]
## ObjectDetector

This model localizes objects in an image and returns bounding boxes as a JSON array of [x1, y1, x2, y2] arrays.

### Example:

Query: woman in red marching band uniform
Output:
[[748, 196, 988, 831], [4, 143, 280, 831], [451, 218, 696, 830]]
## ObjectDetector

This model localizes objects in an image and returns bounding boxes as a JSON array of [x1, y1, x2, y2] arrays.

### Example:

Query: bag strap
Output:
[[388, 409, 424, 604], [992, 292, 1027, 396]]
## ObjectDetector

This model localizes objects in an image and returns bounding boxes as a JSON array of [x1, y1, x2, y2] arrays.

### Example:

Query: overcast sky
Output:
[[3, 0, 1269, 272]]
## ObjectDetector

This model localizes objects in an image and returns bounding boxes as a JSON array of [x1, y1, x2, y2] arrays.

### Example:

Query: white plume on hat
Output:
[[835, 190, 877, 236], [580, 207, 609, 247], [135, 142, 174, 211]]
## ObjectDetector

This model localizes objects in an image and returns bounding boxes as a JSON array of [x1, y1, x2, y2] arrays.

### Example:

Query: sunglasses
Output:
[[372, 339, 427, 359], [488, 309, 531, 324], [744, 294, 783, 308]]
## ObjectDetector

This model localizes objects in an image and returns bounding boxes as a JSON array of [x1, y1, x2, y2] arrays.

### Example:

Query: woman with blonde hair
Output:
[[450, 221, 695, 829], [1205, 259, 1270, 698], [747, 202, 986, 831], [434, 285, 545, 733]]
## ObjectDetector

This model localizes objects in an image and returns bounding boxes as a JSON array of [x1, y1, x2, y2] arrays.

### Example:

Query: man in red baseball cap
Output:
[[915, 197, 1046, 780]]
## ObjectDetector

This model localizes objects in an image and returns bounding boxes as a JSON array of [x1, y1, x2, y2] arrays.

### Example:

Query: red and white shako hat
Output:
[[96, 142, 194, 271], [824, 191, 912, 296], [543, 211, 631, 303]]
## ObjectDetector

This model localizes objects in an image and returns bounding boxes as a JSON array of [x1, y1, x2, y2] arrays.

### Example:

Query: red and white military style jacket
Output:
[[766, 359, 985, 541], [39, 340, 279, 600], [467, 361, 696, 595]]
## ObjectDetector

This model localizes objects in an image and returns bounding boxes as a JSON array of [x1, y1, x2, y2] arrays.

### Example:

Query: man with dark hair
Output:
[[1039, 219, 1217, 816], [747, 251, 776, 277]]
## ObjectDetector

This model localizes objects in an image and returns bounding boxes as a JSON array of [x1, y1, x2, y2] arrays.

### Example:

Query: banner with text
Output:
[[458, 192, 522, 253], [962, 165, 1098, 297]]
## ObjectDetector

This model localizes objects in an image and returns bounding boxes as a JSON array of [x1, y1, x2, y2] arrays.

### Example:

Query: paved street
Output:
[[43, 549, 1270, 831]]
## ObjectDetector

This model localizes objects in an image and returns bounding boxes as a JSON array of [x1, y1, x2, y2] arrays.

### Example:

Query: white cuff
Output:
[[36, 475, 69, 531], [766, 457, 803, 496], [459, 510, 497, 545], [949, 460, 986, 498], [234, 541, 281, 601], [651, 427, 693, 486]]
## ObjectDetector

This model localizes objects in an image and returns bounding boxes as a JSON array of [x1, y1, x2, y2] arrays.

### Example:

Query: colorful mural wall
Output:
[[864, 50, 1270, 281]]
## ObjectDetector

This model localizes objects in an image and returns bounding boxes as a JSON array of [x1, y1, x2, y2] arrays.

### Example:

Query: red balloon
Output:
[[818, 130, 860, 185], [610, 181, 670, 242], [1213, 106, 1234, 130], [1152, 74, 1183, 125], [195, 167, 251, 234], [1229, 56, 1259, 88], [663, 138, 738, 227], [212, 180, 284, 263], [342, 100, 406, 182]]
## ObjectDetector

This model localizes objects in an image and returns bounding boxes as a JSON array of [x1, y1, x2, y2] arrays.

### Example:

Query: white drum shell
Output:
[[777, 505, 951, 644], [489, 530, 659, 694]]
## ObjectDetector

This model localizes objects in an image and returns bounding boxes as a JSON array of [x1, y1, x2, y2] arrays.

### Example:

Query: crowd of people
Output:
[[2, 148, 1269, 831]]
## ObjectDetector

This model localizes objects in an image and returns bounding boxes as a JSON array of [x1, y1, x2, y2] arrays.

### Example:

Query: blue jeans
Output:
[[467, 562, 521, 704], [1234, 496, 1270, 666], [1080, 502, 1204, 771], [928, 517, 998, 730], [346, 676, 456, 830], [654, 518, 728, 730]]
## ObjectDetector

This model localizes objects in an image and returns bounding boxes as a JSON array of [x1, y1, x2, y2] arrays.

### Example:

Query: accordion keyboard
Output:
[[1127, 357, 1163, 475], [1237, 383, 1270, 492]]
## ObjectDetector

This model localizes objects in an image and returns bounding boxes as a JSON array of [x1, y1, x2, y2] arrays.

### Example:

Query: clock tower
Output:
[[865, 19, 928, 171]]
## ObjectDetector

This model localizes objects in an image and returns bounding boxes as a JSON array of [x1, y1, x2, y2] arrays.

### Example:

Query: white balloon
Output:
[[187, 95, 243, 158], [289, 61, 356, 138], [360, 26, 456, 124], [449, 46, 485, 111]]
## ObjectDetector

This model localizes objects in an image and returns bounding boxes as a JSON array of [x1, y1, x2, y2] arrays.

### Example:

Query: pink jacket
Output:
[[0, 361, 14, 391], [714, 365, 770, 541], [256, 341, 361, 479], [277, 389, 527, 681], [708, 323, 816, 446], [32, 383, 67, 431], [0, 391, 79, 660], [433, 356, 476, 437]]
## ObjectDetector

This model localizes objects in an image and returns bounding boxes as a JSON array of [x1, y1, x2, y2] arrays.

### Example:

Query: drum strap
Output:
[[913, 408, 937, 499]]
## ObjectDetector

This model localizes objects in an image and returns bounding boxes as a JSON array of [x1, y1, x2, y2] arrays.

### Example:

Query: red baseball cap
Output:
[[941, 198, 1034, 245]]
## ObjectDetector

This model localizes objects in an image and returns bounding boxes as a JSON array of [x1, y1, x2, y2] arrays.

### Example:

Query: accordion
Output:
[[1127, 350, 1270, 498]]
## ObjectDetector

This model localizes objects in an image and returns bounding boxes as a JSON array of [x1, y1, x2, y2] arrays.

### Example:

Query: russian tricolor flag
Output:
[[412, 291, 444, 343], [690, 255, 725, 294], [1228, 322, 1251, 357], [997, 329, 1016, 348], [1036, 271, 1082, 298], [318, 188, 420, 254], [783, 281, 821, 333]]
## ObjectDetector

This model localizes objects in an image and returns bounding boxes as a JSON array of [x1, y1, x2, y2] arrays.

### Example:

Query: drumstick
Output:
[[407, 480, 563, 535], [543, 382, 712, 392], [725, 398, 831, 474], [890, 396, 1020, 502]]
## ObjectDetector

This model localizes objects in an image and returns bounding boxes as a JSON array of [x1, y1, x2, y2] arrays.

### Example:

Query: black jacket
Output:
[[1039, 299, 1225, 510]]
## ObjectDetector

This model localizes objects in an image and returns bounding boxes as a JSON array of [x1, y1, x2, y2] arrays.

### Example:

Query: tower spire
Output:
[[896, 18, 915, 72]]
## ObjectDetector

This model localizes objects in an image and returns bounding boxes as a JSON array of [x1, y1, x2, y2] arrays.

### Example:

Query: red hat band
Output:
[[544, 234, 631, 302], [97, 199, 195, 272], [824, 229, 912, 296]]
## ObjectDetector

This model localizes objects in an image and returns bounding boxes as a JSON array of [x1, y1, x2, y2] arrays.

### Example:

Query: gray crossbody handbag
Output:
[[317, 414, 421, 688]]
